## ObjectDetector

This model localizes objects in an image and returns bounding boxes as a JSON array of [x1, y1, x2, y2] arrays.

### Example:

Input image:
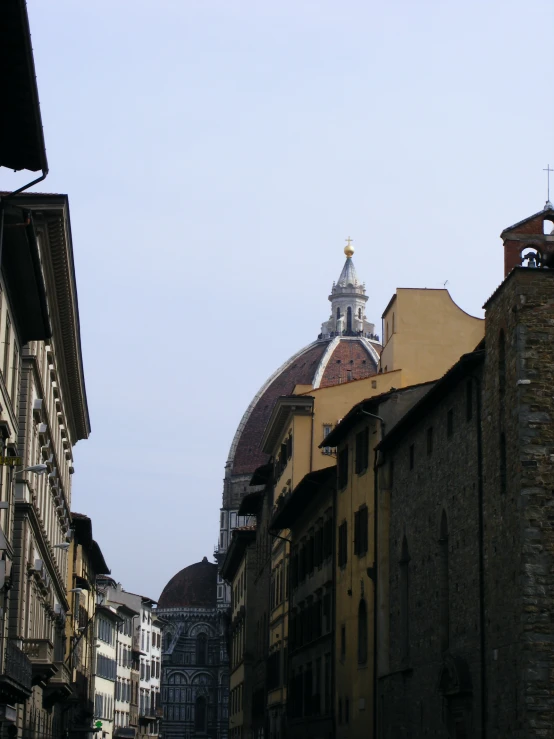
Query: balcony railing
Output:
[[0, 639, 32, 703], [44, 661, 72, 706], [21, 639, 57, 686]]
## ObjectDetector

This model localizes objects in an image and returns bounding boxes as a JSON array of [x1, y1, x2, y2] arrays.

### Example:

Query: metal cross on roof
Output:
[[345, 236, 353, 247], [543, 164, 554, 202]]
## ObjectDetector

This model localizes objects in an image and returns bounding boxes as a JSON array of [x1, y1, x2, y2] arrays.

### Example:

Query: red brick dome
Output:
[[227, 337, 380, 477], [158, 557, 217, 609]]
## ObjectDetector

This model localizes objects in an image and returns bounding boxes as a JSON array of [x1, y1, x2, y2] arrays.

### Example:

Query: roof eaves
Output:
[[220, 529, 256, 582], [260, 395, 314, 455], [321, 384, 432, 448], [381, 292, 397, 319], [270, 466, 336, 531], [378, 350, 485, 452], [500, 204, 554, 236]]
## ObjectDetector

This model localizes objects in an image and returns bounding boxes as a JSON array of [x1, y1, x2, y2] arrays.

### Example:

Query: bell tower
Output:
[[501, 201, 554, 276]]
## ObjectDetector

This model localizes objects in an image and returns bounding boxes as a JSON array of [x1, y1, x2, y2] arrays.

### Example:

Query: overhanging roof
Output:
[[261, 395, 314, 455], [220, 528, 256, 583], [270, 466, 336, 531], [2, 205, 51, 343], [238, 490, 264, 516], [249, 463, 272, 487], [0, 0, 48, 172], [5, 193, 90, 441]]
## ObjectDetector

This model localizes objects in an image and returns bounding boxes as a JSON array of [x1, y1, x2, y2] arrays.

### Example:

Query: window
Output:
[[340, 625, 346, 660], [409, 444, 414, 470], [323, 592, 331, 633], [323, 518, 333, 559], [322, 424, 333, 455], [500, 432, 507, 494], [354, 506, 368, 557], [2, 315, 10, 381], [196, 633, 207, 665], [11, 343, 18, 400], [447, 409, 454, 438], [355, 427, 369, 474], [324, 653, 331, 712], [426, 427, 433, 456], [439, 511, 449, 653], [195, 696, 206, 733], [345, 697, 350, 724], [499, 329, 506, 398], [466, 379, 473, 421], [400, 536, 410, 663], [338, 447, 349, 489], [338, 522, 348, 568], [338, 697, 343, 724], [358, 600, 368, 664]]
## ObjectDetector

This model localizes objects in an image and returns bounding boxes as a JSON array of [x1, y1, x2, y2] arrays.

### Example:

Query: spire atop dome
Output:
[[319, 239, 378, 341]]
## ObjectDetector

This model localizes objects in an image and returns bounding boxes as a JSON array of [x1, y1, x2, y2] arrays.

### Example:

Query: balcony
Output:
[[44, 661, 72, 706], [114, 729, 136, 739], [21, 639, 57, 686], [132, 634, 145, 655], [0, 639, 32, 704]]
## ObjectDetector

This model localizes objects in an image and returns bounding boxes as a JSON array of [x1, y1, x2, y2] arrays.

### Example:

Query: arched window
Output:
[[498, 330, 506, 398], [357, 599, 368, 664], [196, 633, 207, 665], [347, 307, 352, 332], [439, 511, 449, 653], [336, 307, 341, 320], [400, 536, 410, 663], [195, 696, 207, 733], [358, 307, 362, 320]]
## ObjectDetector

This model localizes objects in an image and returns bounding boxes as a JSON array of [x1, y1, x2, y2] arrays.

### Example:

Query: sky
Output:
[[1, 0, 553, 599]]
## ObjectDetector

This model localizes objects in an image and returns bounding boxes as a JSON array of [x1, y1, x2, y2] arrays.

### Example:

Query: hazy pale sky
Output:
[[2, 0, 552, 598]]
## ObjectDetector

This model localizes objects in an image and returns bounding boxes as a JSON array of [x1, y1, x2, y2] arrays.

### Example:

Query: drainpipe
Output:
[[474, 376, 487, 738], [360, 409, 385, 739]]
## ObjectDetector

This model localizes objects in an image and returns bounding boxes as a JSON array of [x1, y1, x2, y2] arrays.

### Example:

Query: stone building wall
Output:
[[379, 362, 483, 738], [378, 267, 554, 738], [481, 267, 554, 738]]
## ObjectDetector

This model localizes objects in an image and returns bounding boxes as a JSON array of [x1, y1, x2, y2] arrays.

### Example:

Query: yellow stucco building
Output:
[[262, 283, 484, 739], [221, 243, 484, 739], [327, 286, 483, 739]]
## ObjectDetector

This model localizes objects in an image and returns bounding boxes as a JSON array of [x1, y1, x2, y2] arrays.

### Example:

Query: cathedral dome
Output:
[[158, 557, 217, 609], [226, 242, 382, 479]]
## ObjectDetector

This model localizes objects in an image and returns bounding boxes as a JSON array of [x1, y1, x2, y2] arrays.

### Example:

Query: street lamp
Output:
[[53, 543, 70, 551], [68, 588, 84, 594], [15, 464, 48, 475]]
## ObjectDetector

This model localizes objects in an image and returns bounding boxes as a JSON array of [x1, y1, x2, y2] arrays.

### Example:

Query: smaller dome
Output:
[[158, 558, 217, 609], [344, 237, 354, 258]]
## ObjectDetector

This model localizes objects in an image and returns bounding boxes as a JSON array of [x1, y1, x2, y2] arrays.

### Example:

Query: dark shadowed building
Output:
[[158, 558, 228, 739], [376, 203, 554, 738]]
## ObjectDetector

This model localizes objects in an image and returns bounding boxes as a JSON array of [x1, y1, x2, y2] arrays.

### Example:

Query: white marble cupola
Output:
[[320, 240, 377, 339]]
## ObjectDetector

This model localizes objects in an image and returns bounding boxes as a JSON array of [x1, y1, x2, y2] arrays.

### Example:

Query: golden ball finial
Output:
[[344, 237, 354, 258]]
